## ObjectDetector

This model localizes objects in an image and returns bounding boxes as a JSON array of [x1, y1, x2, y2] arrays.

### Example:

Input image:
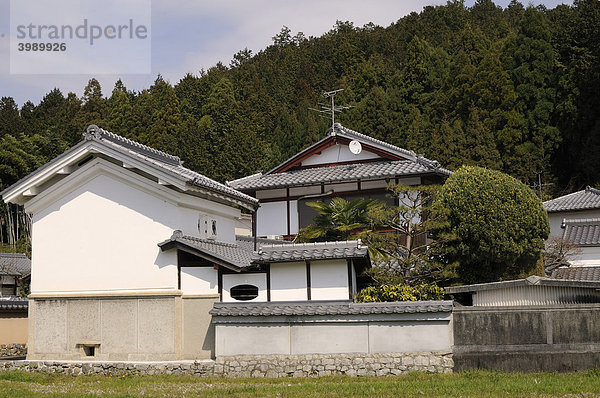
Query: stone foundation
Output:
[[0, 352, 453, 377], [0, 344, 27, 358]]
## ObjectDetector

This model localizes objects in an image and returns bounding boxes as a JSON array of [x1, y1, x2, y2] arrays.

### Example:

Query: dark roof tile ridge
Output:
[[544, 189, 589, 204], [332, 123, 417, 160], [171, 231, 241, 248], [586, 185, 600, 195], [0, 252, 28, 258], [563, 218, 600, 224], [259, 239, 361, 250], [226, 172, 263, 186], [85, 125, 181, 166]]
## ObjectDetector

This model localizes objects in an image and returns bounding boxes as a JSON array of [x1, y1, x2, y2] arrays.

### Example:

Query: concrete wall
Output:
[[0, 312, 27, 345], [214, 312, 452, 357], [27, 295, 181, 361], [453, 304, 600, 372], [181, 296, 218, 359]]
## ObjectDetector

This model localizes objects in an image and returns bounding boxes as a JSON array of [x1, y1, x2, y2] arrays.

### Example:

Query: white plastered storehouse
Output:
[[1, 125, 374, 361]]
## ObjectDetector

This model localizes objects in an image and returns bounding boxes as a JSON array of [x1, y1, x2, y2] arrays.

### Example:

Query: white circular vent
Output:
[[349, 140, 362, 155]]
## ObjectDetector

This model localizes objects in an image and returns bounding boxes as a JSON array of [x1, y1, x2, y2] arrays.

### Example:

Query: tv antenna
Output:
[[530, 170, 553, 200], [309, 89, 353, 128]]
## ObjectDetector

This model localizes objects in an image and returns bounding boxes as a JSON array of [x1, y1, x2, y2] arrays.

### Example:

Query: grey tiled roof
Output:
[[552, 266, 600, 282], [0, 253, 30, 277], [159, 232, 370, 271], [229, 160, 447, 191], [544, 186, 600, 213], [562, 218, 600, 246], [228, 123, 450, 191], [234, 235, 287, 251], [1, 125, 258, 211], [210, 300, 453, 317], [85, 126, 258, 210], [0, 297, 28, 311], [158, 231, 253, 270], [254, 240, 368, 263]]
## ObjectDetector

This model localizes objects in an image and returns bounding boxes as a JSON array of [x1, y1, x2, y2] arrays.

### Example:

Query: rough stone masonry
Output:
[[0, 352, 453, 377]]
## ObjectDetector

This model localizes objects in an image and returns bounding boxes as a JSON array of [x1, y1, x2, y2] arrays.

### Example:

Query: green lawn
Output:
[[1, 370, 599, 397]]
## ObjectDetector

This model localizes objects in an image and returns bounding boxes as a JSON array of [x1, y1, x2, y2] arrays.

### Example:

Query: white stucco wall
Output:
[[547, 210, 600, 238], [180, 267, 218, 295], [300, 144, 380, 166], [310, 260, 349, 300], [569, 247, 600, 267], [222, 273, 267, 302], [289, 200, 299, 235], [256, 201, 287, 236], [270, 262, 307, 301], [27, 159, 240, 294]]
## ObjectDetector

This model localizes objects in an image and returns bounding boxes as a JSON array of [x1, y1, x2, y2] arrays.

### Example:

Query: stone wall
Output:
[[453, 304, 600, 372], [0, 344, 27, 358], [0, 352, 453, 377]]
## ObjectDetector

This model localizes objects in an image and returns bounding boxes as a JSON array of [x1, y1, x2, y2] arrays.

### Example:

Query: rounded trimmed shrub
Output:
[[435, 166, 549, 284]]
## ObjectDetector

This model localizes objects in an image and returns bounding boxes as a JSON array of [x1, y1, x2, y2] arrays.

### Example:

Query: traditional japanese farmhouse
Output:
[[543, 187, 600, 266], [228, 123, 451, 238], [544, 186, 600, 238], [0, 125, 453, 362]]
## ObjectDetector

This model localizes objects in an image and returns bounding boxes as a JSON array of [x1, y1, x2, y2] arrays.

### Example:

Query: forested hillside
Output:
[[1, 0, 599, 198]]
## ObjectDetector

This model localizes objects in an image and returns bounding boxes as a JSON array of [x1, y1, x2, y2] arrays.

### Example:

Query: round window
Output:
[[230, 284, 259, 301]]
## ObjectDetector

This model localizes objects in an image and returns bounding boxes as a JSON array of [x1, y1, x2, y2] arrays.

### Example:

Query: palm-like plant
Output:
[[295, 197, 382, 242]]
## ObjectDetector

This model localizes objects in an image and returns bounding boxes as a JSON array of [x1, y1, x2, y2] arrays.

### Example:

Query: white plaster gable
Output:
[[300, 143, 381, 167]]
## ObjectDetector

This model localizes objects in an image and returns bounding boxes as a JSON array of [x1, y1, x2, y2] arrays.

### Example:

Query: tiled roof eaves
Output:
[[229, 160, 450, 191], [158, 232, 247, 271], [552, 266, 600, 282], [209, 300, 453, 317], [544, 186, 600, 213], [562, 218, 600, 246], [89, 126, 258, 209]]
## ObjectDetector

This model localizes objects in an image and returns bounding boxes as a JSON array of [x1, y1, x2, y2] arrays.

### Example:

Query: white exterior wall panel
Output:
[[547, 210, 600, 238], [256, 201, 287, 236], [310, 260, 349, 300], [31, 173, 178, 293], [180, 267, 218, 295], [270, 262, 307, 301], [300, 144, 380, 166], [222, 273, 267, 302]]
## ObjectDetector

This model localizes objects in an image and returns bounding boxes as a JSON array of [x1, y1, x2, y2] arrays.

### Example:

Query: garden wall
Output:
[[453, 304, 600, 372], [210, 301, 453, 357]]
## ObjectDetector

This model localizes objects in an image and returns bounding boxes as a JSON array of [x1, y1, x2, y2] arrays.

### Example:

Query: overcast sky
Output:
[[0, 0, 572, 106]]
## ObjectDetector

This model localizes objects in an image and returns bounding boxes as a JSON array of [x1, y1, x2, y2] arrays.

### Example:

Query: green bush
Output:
[[356, 283, 445, 302], [434, 166, 549, 284]]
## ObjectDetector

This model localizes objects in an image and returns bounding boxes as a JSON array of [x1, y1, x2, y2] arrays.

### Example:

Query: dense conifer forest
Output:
[[1, 0, 599, 201]]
